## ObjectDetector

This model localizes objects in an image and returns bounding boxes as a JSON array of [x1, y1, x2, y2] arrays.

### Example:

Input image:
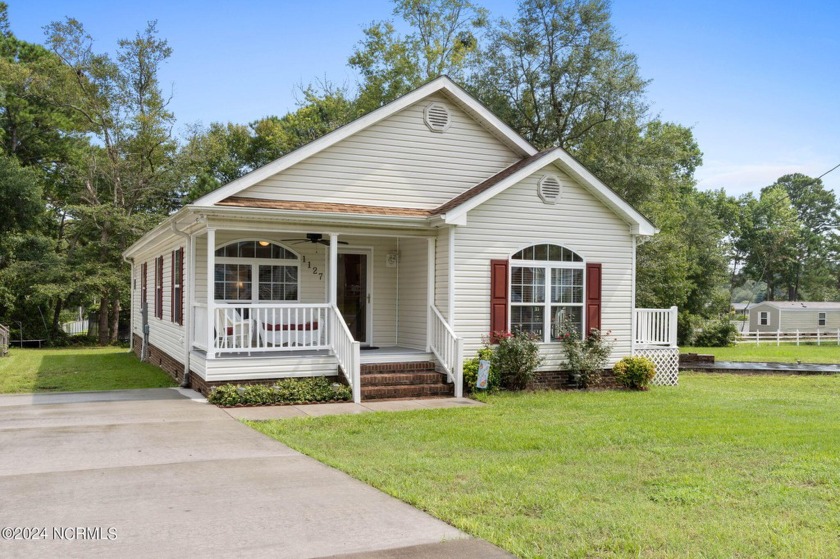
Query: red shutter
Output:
[[170, 251, 175, 322], [141, 262, 147, 310], [586, 262, 602, 334], [178, 248, 184, 325], [490, 259, 509, 342]]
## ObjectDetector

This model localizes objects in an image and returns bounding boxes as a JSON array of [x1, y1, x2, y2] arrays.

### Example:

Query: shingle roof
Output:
[[761, 301, 840, 310], [217, 197, 432, 217], [431, 150, 558, 215]]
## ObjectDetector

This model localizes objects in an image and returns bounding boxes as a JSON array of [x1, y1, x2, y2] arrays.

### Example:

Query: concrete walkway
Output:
[[0, 389, 511, 559]]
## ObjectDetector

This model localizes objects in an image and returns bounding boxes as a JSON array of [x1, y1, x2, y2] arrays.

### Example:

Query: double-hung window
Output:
[[818, 312, 826, 327], [214, 241, 299, 303], [758, 311, 769, 326], [510, 244, 584, 342]]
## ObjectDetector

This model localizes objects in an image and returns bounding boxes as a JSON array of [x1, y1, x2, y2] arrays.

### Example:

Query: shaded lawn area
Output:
[[683, 344, 840, 364], [250, 374, 840, 558], [0, 347, 176, 393]]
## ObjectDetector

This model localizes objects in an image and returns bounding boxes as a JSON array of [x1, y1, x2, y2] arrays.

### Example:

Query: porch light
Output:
[[258, 240, 270, 247]]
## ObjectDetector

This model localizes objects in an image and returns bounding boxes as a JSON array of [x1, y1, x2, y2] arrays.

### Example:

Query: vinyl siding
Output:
[[750, 305, 840, 332], [397, 237, 428, 350], [203, 355, 338, 382], [132, 237, 188, 365], [236, 94, 520, 209], [453, 163, 634, 368], [749, 304, 779, 332]]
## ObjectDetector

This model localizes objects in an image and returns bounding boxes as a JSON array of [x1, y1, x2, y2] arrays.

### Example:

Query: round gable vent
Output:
[[424, 102, 451, 132], [538, 174, 562, 204]]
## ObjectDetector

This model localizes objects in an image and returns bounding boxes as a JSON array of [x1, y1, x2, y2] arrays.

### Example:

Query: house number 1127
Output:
[[300, 255, 324, 280]]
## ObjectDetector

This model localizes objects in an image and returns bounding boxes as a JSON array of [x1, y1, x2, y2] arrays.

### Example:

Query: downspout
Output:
[[122, 255, 134, 353], [170, 221, 192, 388]]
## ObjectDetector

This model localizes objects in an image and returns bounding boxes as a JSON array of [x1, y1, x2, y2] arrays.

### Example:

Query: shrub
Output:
[[559, 318, 614, 389], [462, 347, 499, 393], [613, 356, 656, 390], [694, 317, 738, 347], [492, 331, 543, 390], [208, 377, 352, 406]]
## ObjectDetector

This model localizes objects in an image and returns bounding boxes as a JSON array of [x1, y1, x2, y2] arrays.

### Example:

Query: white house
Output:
[[123, 77, 677, 402], [749, 301, 840, 333]]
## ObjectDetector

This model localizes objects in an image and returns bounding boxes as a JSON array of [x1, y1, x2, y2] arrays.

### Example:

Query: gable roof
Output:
[[432, 148, 656, 235], [193, 76, 538, 207], [756, 301, 840, 311]]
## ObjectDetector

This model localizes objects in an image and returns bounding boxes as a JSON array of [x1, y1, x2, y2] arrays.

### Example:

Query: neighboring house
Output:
[[124, 76, 674, 402], [731, 302, 751, 318], [749, 301, 840, 333]]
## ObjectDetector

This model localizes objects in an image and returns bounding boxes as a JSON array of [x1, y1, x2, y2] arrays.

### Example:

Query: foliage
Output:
[[693, 317, 738, 347], [252, 374, 840, 559], [677, 310, 699, 346], [349, 0, 487, 112], [559, 318, 613, 388], [490, 331, 543, 390], [0, 347, 175, 393], [207, 377, 352, 407], [461, 346, 498, 393], [612, 355, 655, 390]]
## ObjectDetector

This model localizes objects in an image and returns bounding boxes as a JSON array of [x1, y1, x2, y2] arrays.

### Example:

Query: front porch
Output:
[[183, 223, 462, 403]]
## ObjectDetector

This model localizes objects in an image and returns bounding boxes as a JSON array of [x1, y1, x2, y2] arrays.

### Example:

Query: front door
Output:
[[337, 252, 370, 343]]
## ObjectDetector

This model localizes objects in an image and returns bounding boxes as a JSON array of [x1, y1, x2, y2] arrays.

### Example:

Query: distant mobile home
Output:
[[749, 301, 840, 332]]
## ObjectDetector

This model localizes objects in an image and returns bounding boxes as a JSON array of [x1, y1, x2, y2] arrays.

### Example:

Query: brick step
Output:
[[361, 371, 448, 387], [361, 383, 454, 400], [360, 361, 436, 375]]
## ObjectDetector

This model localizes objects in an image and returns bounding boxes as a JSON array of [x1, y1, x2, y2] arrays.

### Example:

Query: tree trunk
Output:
[[51, 298, 63, 337], [98, 297, 110, 346], [109, 294, 120, 344]]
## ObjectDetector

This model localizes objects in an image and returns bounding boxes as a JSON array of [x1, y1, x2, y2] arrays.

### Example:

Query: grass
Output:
[[683, 344, 840, 364], [0, 347, 176, 393], [250, 374, 840, 558]]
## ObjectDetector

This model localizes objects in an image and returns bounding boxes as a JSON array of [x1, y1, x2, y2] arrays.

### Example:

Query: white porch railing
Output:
[[212, 303, 331, 353], [634, 306, 678, 348], [429, 305, 463, 398], [192, 303, 207, 351], [329, 304, 361, 404]]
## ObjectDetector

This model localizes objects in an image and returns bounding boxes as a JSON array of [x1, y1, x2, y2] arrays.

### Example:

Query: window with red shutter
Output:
[[172, 248, 184, 325], [141, 262, 148, 313], [585, 263, 601, 333], [490, 259, 509, 341], [155, 256, 164, 319], [506, 244, 594, 341]]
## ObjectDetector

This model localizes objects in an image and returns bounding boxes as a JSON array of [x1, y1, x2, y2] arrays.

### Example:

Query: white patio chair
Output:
[[218, 308, 252, 349]]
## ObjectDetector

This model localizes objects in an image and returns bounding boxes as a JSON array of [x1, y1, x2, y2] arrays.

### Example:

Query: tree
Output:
[[472, 0, 648, 152], [349, 0, 487, 112], [44, 18, 177, 344]]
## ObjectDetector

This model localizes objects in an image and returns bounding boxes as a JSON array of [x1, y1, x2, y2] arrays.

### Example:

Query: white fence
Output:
[[61, 320, 89, 336], [738, 329, 840, 346]]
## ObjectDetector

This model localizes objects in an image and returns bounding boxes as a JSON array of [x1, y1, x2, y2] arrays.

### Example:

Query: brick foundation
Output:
[[527, 369, 620, 390]]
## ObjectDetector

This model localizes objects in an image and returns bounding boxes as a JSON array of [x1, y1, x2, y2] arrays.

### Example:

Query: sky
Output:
[[7, 0, 840, 197]]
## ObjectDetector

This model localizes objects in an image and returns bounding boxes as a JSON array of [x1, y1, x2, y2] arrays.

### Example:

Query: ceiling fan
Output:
[[280, 233, 348, 246]]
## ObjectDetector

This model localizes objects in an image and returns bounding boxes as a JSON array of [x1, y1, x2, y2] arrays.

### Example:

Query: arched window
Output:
[[214, 240, 299, 302], [510, 244, 584, 341]]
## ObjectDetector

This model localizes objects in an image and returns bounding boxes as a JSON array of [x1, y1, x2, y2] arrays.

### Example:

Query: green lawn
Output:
[[683, 344, 840, 364], [250, 374, 840, 558], [0, 347, 176, 393]]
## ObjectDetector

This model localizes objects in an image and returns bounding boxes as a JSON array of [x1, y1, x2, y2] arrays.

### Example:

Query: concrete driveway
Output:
[[0, 389, 511, 558]]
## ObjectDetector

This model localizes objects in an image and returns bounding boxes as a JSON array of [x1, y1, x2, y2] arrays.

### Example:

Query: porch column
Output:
[[206, 228, 216, 359], [426, 237, 434, 352], [328, 233, 338, 306]]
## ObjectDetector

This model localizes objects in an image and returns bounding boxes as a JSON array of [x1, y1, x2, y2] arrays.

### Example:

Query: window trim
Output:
[[758, 311, 769, 326], [508, 244, 586, 343], [818, 312, 826, 327], [213, 241, 301, 304]]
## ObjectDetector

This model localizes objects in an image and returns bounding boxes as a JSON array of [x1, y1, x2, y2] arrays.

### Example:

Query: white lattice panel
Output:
[[633, 347, 679, 386]]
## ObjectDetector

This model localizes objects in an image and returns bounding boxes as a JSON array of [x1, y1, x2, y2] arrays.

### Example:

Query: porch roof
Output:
[[218, 197, 433, 218]]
